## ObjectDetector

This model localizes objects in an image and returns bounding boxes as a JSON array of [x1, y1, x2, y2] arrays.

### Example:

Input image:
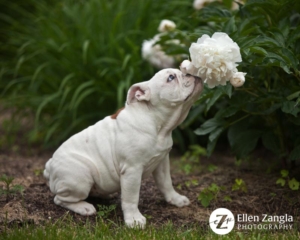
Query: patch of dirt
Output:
[[0, 149, 299, 233]]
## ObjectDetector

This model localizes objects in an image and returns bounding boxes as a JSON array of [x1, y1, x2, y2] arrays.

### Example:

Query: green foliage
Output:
[[180, 145, 206, 174], [232, 178, 248, 193], [197, 183, 227, 207], [198, 183, 218, 207], [223, 195, 232, 202], [0, 0, 183, 147], [207, 164, 217, 172], [162, 0, 300, 160], [0, 174, 24, 202], [1, 0, 300, 158], [276, 169, 300, 190], [97, 204, 116, 219]]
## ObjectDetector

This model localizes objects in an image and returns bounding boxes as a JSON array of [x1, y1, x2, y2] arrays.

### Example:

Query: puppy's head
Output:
[[127, 68, 202, 107]]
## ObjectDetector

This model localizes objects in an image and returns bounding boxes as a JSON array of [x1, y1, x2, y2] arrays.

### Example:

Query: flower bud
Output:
[[230, 72, 246, 87], [180, 60, 192, 74], [180, 60, 199, 76], [158, 20, 176, 32]]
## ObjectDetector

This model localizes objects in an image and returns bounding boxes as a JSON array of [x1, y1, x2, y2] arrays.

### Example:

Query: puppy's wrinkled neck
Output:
[[124, 101, 192, 138]]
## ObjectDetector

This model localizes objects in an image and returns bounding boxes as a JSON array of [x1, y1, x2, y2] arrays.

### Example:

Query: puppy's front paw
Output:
[[167, 192, 190, 207], [124, 211, 146, 229]]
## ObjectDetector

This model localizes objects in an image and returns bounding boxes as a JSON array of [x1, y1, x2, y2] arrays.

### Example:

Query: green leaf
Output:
[[194, 118, 224, 136], [215, 106, 238, 118], [31, 62, 49, 83], [35, 92, 61, 125], [280, 169, 289, 178], [208, 127, 224, 142], [227, 119, 250, 147], [207, 137, 218, 157], [235, 179, 243, 185], [255, 36, 280, 47], [261, 104, 281, 115], [288, 145, 300, 161], [44, 122, 61, 144], [232, 179, 247, 192], [268, 30, 285, 48], [280, 62, 292, 74], [262, 132, 281, 154], [231, 130, 262, 158], [244, 0, 274, 8], [73, 88, 96, 110], [200, 197, 211, 208], [221, 84, 232, 98], [207, 164, 217, 172], [121, 54, 131, 71], [249, 46, 268, 57], [11, 185, 24, 194], [69, 80, 94, 110], [287, 91, 300, 101], [82, 40, 90, 64], [189, 145, 207, 156], [281, 48, 299, 70], [276, 178, 286, 187], [208, 183, 219, 192], [223, 17, 236, 34], [288, 178, 300, 190], [198, 191, 214, 208], [281, 101, 299, 117], [223, 195, 232, 202], [58, 73, 75, 92], [14, 56, 25, 78], [264, 52, 288, 66], [206, 88, 224, 112]]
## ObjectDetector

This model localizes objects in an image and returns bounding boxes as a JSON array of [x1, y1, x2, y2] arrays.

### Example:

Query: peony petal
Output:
[[197, 34, 210, 44]]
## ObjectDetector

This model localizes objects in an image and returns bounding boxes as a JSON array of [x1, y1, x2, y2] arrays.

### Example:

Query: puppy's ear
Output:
[[126, 82, 151, 104]]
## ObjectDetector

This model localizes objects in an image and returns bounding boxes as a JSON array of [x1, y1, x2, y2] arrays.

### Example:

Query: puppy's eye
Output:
[[167, 74, 175, 82]]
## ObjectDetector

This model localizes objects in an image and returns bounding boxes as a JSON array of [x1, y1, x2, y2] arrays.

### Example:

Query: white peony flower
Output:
[[193, 0, 215, 10], [142, 34, 176, 69], [183, 32, 244, 88], [193, 0, 244, 11], [158, 19, 176, 33], [230, 72, 246, 87]]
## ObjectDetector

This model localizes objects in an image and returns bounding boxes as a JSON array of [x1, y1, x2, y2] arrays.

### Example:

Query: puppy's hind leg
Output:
[[54, 189, 96, 216], [51, 168, 96, 216]]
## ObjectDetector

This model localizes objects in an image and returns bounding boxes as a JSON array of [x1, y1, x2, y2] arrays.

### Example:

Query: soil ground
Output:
[[0, 148, 299, 232]]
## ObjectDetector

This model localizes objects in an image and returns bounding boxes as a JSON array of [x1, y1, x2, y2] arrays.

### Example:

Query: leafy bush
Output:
[[3, 0, 148, 145], [0, 0, 184, 147], [162, 0, 300, 161]]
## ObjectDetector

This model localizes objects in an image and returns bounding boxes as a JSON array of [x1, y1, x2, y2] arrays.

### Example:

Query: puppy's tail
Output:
[[43, 158, 52, 180]]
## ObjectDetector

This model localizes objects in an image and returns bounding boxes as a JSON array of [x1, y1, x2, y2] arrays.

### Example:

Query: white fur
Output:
[[44, 68, 202, 228]]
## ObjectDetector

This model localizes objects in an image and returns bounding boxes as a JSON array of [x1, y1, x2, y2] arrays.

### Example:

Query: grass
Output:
[[1, 214, 299, 240]]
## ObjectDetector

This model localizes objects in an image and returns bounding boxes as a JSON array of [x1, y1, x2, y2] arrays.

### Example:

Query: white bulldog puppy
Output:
[[44, 68, 202, 228]]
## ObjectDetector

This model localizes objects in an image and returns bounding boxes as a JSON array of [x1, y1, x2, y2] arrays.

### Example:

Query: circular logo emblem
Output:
[[209, 208, 235, 235]]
